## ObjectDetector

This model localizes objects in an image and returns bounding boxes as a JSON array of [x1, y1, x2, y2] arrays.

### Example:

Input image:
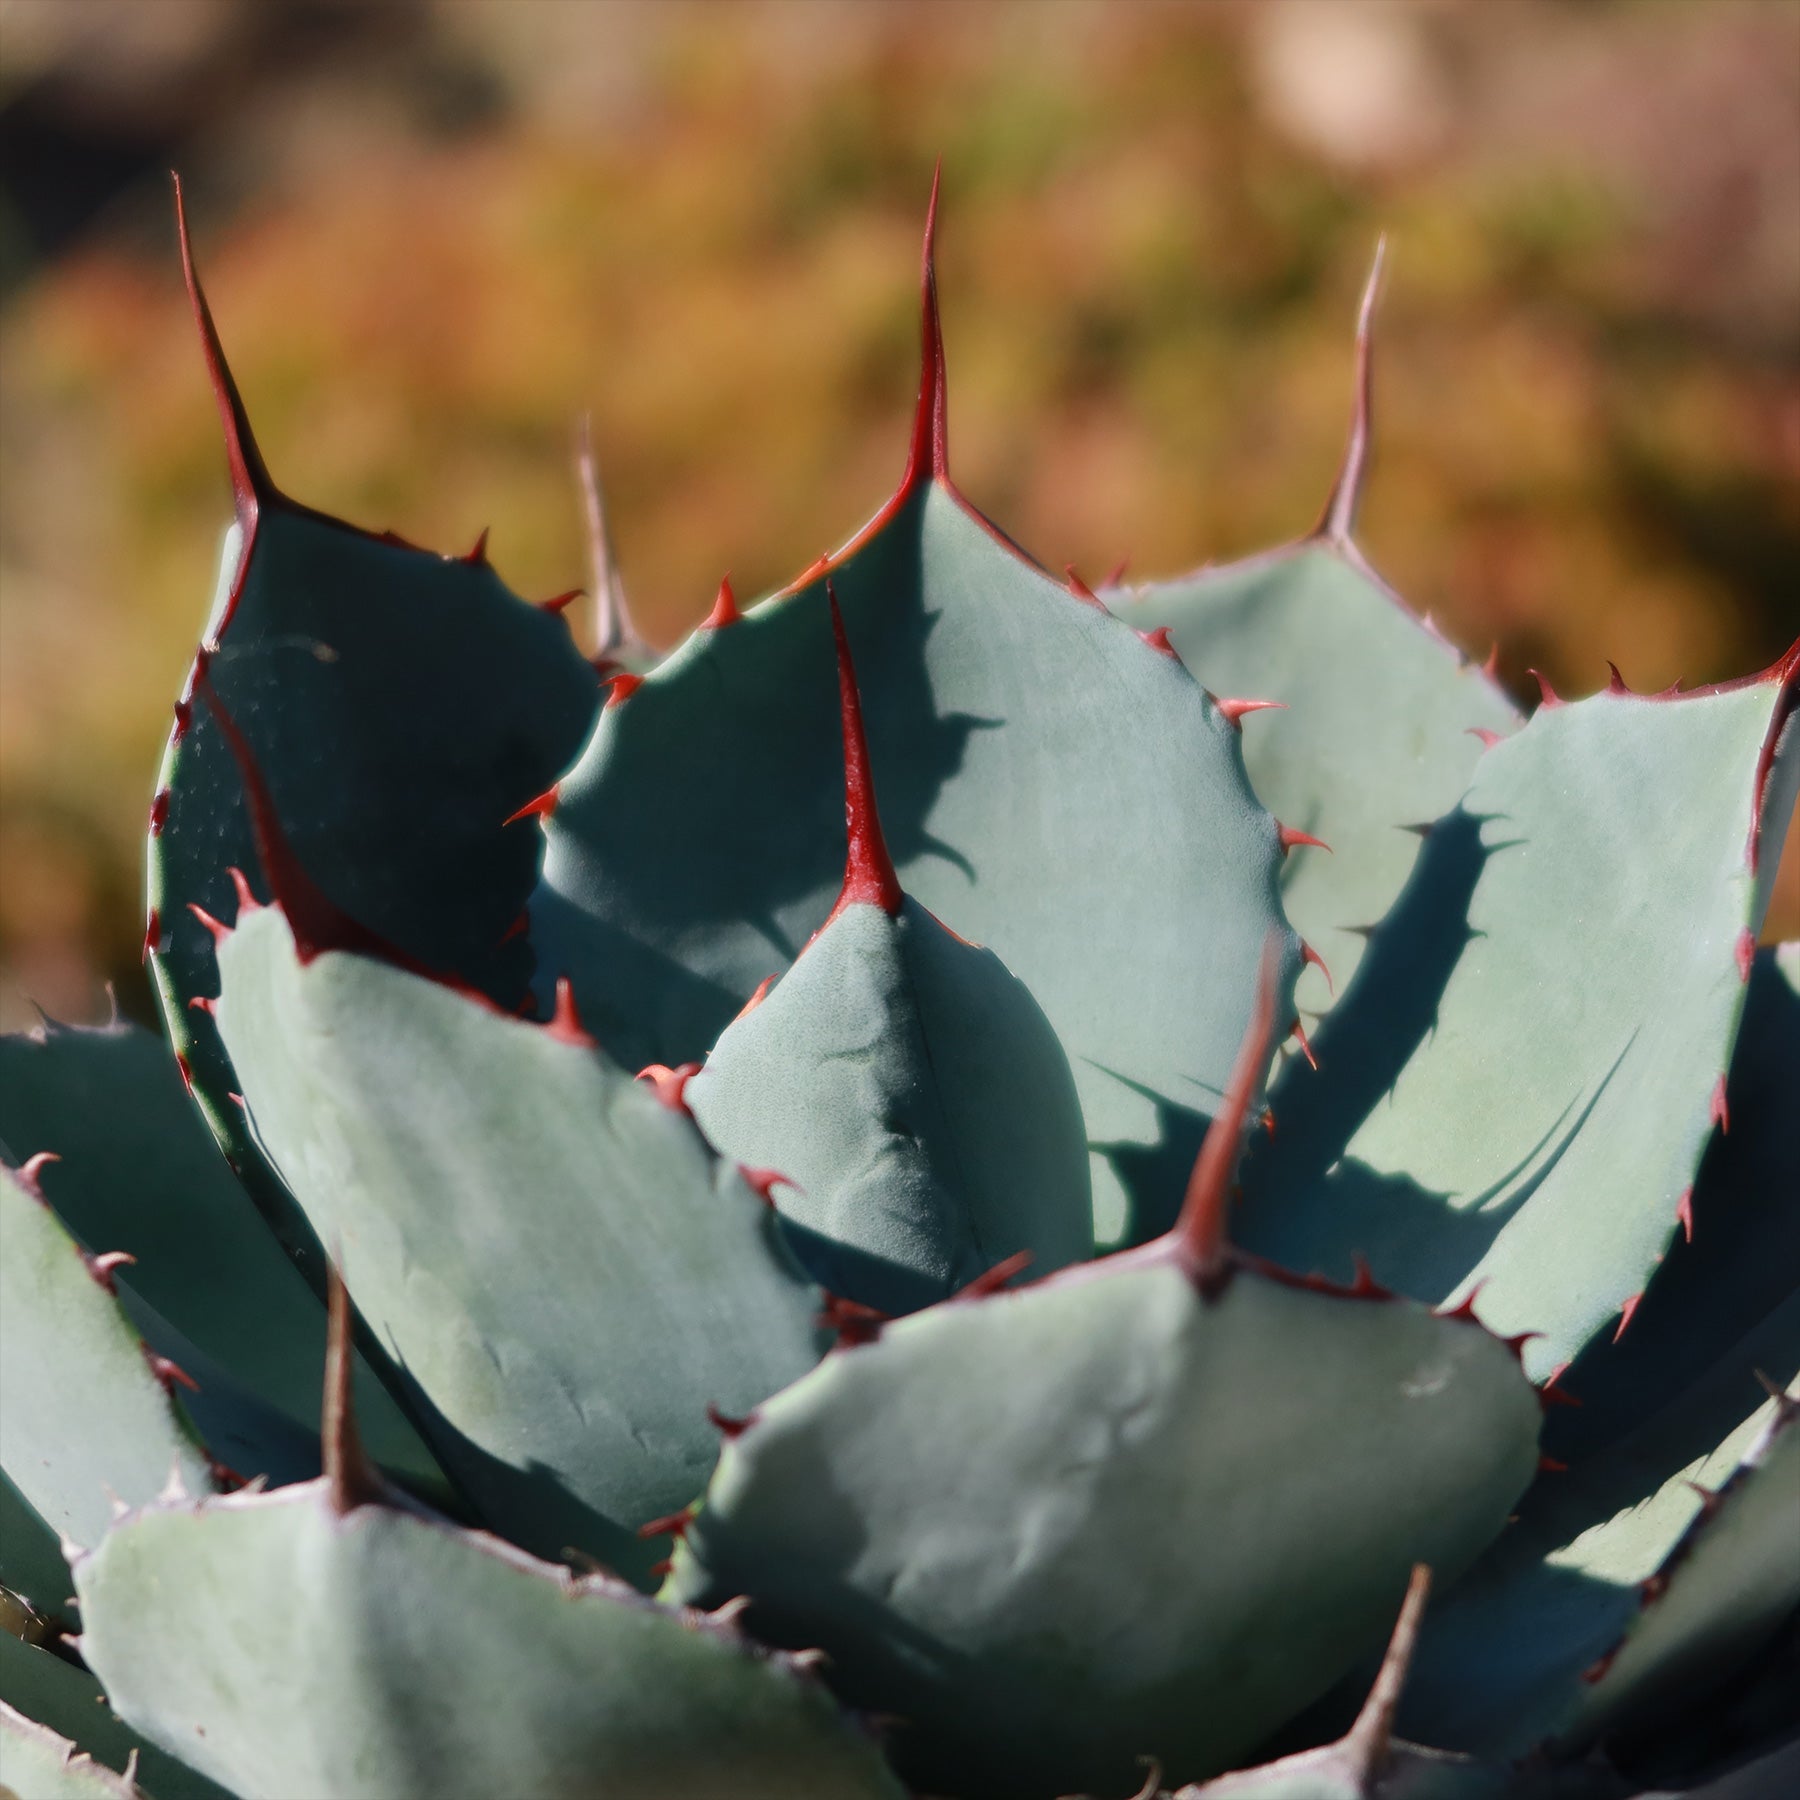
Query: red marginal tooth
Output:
[[1537, 1453, 1569, 1474], [499, 911, 529, 945], [143, 906, 163, 959], [1482, 642, 1501, 680], [148, 790, 171, 836], [1710, 1075, 1730, 1134], [1606, 661, 1631, 695], [187, 902, 231, 946], [1613, 1292, 1642, 1342], [226, 866, 261, 916], [187, 995, 217, 1016], [1675, 1187, 1694, 1243], [1467, 727, 1504, 750], [954, 1250, 1033, 1301], [504, 784, 560, 827], [87, 1250, 137, 1294], [538, 588, 583, 617], [1278, 825, 1332, 855], [738, 1167, 798, 1206], [171, 698, 193, 745], [603, 672, 644, 709], [543, 977, 594, 1049], [1215, 696, 1286, 728], [1137, 626, 1178, 660], [1438, 1278, 1490, 1325], [175, 1053, 194, 1092], [1289, 1017, 1318, 1071], [463, 527, 491, 566], [1102, 555, 1130, 587], [1064, 566, 1106, 610], [706, 1403, 753, 1439], [704, 575, 741, 630], [1734, 929, 1756, 983], [734, 974, 776, 1021], [15, 1151, 60, 1194], [147, 1351, 200, 1394], [818, 1292, 888, 1348], [1299, 941, 1334, 994], [637, 1062, 701, 1114], [1529, 669, 1562, 708], [636, 1508, 694, 1542]]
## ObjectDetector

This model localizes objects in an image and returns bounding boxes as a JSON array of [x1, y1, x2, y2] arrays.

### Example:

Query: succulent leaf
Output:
[[1236, 661, 1800, 1374], [1105, 257, 1517, 1037], [211, 902, 826, 1577], [72, 1479, 905, 1800], [148, 191, 599, 1251], [0, 1019, 444, 1499], [667, 996, 1541, 1800], [531, 201, 1298, 1247], [0, 1471, 70, 1623], [0, 1164, 214, 1550], [687, 595, 1093, 1312], [0, 1700, 145, 1800], [0, 1637, 230, 1800], [1540, 944, 1799, 1472], [1400, 1379, 1800, 1758]]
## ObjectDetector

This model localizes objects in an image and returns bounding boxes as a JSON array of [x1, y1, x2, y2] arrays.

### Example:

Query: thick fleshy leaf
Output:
[[0, 1166, 213, 1551], [1237, 659, 1800, 1375], [1541, 943, 1800, 1469], [1107, 542, 1516, 1037], [667, 1244, 1540, 1795], [532, 211, 1298, 1247], [74, 1480, 905, 1800], [0, 1638, 230, 1800], [0, 1701, 141, 1800], [1575, 1388, 1800, 1748], [1104, 255, 1518, 1040], [0, 1020, 443, 1497], [1, 1471, 69, 1620], [691, 897, 1092, 1315], [147, 195, 598, 1252], [213, 903, 825, 1578], [1401, 1382, 1800, 1758]]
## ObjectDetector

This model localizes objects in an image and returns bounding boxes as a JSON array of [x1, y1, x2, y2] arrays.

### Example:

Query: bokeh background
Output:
[[2, 0, 1797, 1032]]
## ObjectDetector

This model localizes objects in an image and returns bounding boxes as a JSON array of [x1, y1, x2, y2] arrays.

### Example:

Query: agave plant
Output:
[[1, 173, 1796, 1800]]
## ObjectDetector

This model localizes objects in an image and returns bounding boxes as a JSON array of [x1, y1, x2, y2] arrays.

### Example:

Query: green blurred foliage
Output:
[[1, 0, 1795, 1028]]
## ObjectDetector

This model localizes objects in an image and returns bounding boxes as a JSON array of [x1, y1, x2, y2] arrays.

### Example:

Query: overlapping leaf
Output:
[[533, 200, 1298, 1247], [1236, 660, 1799, 1374], [74, 1480, 904, 1800], [212, 902, 825, 1578]]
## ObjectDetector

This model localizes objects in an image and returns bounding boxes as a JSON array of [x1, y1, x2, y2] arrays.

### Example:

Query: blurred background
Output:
[[1, 0, 1796, 1032]]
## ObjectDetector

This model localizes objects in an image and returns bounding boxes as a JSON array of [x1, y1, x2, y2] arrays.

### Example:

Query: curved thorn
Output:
[[1216, 696, 1286, 728], [1278, 824, 1332, 855], [1171, 937, 1280, 1294], [1137, 626, 1178, 660], [603, 671, 644, 709], [1289, 1016, 1318, 1071], [1675, 1186, 1694, 1243], [504, 783, 560, 827], [1299, 940, 1334, 993], [463, 527, 491, 566], [1606, 661, 1631, 695], [1316, 233, 1386, 546], [15, 1151, 59, 1194], [1530, 668, 1562, 708], [323, 1256, 384, 1515], [1064, 566, 1107, 610], [538, 587, 584, 617], [704, 574, 741, 630], [187, 902, 231, 947], [171, 172, 272, 519], [637, 1062, 700, 1114], [1467, 727, 1504, 750], [226, 866, 262, 917], [826, 583, 904, 919], [544, 977, 594, 1049], [87, 1250, 137, 1294]]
